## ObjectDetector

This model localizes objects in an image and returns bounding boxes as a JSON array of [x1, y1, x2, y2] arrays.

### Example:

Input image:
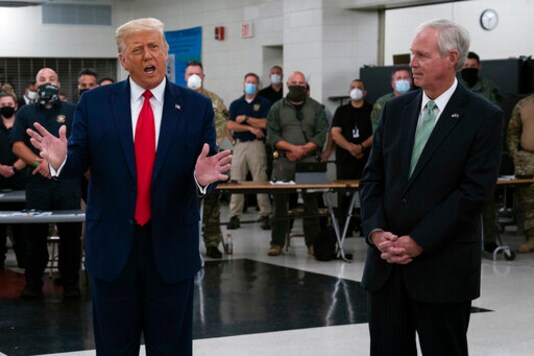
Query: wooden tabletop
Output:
[[216, 180, 359, 192]]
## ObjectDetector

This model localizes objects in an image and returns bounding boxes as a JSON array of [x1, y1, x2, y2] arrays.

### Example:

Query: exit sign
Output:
[[241, 22, 253, 38]]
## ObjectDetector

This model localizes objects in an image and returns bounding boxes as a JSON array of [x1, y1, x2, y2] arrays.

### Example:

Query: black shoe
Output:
[[206, 246, 223, 259], [21, 284, 42, 299], [227, 216, 240, 229], [259, 216, 271, 230], [63, 286, 81, 299]]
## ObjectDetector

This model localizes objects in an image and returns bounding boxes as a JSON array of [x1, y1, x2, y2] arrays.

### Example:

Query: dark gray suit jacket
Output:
[[360, 83, 503, 303]]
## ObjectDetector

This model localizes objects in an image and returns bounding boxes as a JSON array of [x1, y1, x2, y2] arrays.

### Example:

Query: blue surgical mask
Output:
[[394, 79, 411, 94], [244, 83, 256, 95]]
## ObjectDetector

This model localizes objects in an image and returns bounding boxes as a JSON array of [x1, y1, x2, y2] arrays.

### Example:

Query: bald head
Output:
[[35, 68, 60, 88], [287, 71, 306, 87]]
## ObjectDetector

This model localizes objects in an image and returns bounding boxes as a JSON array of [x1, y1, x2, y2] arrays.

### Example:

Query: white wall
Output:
[[322, 1, 378, 111], [114, 0, 285, 107], [115, 0, 378, 114], [3, 0, 532, 112], [384, 0, 534, 65], [0, 4, 117, 58]]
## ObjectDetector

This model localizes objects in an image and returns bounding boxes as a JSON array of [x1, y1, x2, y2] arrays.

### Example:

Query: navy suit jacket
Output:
[[60, 78, 217, 283], [360, 84, 503, 303]]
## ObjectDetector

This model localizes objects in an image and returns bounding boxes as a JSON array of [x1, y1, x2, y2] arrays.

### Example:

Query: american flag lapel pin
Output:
[[451, 113, 460, 119], [175, 104, 181, 110]]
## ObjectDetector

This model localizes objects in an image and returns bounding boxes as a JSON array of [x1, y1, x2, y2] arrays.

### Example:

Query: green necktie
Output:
[[410, 100, 437, 176]]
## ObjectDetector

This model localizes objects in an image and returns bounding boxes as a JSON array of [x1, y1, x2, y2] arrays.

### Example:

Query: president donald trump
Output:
[[27, 18, 232, 355]]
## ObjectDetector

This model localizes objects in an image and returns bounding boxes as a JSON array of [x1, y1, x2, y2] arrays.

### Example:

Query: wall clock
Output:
[[480, 9, 498, 31]]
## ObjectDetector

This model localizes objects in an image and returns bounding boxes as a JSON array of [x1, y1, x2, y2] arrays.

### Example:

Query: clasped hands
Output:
[[371, 230, 423, 264]]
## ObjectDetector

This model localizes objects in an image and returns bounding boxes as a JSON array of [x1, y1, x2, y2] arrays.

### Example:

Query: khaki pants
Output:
[[229, 140, 271, 218]]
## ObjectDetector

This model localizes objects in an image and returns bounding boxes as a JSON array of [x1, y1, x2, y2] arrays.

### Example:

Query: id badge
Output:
[[352, 128, 360, 138]]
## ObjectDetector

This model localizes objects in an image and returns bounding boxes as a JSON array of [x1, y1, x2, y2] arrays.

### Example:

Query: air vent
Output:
[[42, 3, 111, 25]]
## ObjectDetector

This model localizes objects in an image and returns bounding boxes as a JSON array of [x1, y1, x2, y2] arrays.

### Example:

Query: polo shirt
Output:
[[229, 95, 271, 142]]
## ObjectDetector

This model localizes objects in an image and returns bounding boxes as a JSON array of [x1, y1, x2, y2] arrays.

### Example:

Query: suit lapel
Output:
[[153, 82, 183, 181], [405, 85, 467, 190], [112, 80, 136, 179]]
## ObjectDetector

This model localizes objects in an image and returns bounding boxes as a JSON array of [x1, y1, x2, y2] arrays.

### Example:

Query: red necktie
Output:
[[134, 90, 155, 226]]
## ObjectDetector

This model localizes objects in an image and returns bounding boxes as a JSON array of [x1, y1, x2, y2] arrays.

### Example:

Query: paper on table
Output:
[[270, 180, 296, 185]]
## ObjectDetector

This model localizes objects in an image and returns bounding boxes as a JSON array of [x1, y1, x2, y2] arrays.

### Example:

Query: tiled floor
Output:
[[2, 202, 534, 356]]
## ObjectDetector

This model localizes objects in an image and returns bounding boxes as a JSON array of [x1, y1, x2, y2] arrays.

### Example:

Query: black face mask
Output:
[[287, 85, 307, 102], [37, 83, 60, 107], [461, 68, 479, 88], [0, 106, 15, 118]]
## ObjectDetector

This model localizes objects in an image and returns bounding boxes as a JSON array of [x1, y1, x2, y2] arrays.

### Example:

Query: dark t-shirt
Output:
[[11, 101, 75, 156], [331, 101, 373, 171], [0, 121, 27, 190], [259, 86, 283, 105], [11, 101, 78, 191]]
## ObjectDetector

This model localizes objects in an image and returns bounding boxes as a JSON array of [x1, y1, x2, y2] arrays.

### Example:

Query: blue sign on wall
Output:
[[165, 26, 202, 86]]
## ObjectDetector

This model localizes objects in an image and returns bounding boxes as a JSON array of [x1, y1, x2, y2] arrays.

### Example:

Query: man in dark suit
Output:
[[26, 18, 232, 355], [360, 19, 503, 356]]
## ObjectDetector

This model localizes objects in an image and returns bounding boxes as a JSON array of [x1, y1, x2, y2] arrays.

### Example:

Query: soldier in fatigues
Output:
[[460, 51, 504, 252], [184, 61, 228, 258], [507, 94, 534, 253], [460, 51, 502, 107], [370, 67, 412, 133]]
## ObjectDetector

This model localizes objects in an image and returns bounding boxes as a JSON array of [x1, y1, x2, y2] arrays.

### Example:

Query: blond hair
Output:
[[115, 17, 169, 54]]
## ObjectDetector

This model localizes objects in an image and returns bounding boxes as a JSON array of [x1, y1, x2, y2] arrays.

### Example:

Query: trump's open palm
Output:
[[195, 144, 232, 186], [26, 122, 68, 171]]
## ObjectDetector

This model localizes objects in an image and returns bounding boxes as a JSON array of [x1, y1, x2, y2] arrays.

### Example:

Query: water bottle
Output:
[[224, 233, 233, 255]]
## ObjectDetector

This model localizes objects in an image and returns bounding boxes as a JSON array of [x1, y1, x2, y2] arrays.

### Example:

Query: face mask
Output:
[[26, 90, 37, 100], [244, 83, 256, 95], [37, 83, 60, 107], [350, 88, 364, 101], [461, 68, 479, 88], [287, 85, 307, 102], [394, 79, 411, 94], [0, 106, 15, 118], [270, 74, 282, 85], [186, 74, 202, 90], [79, 88, 90, 97]]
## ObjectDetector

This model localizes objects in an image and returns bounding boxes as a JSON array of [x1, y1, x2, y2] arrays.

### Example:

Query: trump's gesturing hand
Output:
[[26, 123, 67, 171], [195, 143, 232, 186]]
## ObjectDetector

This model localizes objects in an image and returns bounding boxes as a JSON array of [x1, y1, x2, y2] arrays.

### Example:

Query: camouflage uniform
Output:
[[370, 92, 395, 133], [459, 77, 503, 107], [507, 94, 534, 253], [199, 88, 228, 249]]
